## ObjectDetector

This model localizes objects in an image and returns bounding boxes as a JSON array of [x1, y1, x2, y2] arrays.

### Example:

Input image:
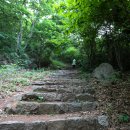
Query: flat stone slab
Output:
[[4, 101, 97, 115], [18, 92, 96, 102], [76, 93, 95, 102], [32, 80, 87, 86], [32, 86, 72, 93], [21, 92, 63, 102], [0, 114, 107, 130], [15, 92, 76, 102], [109, 126, 130, 130], [32, 85, 95, 94], [32, 81, 60, 85]]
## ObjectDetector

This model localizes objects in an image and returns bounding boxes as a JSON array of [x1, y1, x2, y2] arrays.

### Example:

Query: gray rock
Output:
[[93, 63, 114, 80], [38, 102, 61, 114], [0, 95, 4, 99], [62, 93, 75, 102], [83, 88, 95, 94], [76, 93, 95, 102], [33, 86, 57, 92], [13, 94, 23, 101], [17, 102, 39, 114], [82, 102, 97, 111], [115, 126, 130, 130], [4, 102, 40, 115], [57, 88, 72, 93], [66, 117, 103, 130], [47, 120, 65, 130], [21, 92, 62, 102], [32, 81, 60, 85], [0, 121, 46, 130], [5, 101, 98, 115], [0, 121, 25, 130], [0, 116, 108, 130], [0, 109, 4, 114], [98, 115, 109, 127], [61, 102, 82, 113], [25, 121, 46, 130]]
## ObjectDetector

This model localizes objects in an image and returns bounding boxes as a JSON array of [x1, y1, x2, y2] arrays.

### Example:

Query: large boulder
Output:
[[93, 63, 114, 80]]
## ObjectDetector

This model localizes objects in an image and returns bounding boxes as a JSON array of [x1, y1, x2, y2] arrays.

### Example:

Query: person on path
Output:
[[72, 59, 76, 69]]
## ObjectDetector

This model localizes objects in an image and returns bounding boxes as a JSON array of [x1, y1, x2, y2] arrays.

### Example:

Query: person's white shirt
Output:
[[72, 59, 76, 65]]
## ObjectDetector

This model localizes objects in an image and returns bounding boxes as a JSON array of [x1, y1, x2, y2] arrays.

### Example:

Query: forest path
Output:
[[0, 69, 107, 130]]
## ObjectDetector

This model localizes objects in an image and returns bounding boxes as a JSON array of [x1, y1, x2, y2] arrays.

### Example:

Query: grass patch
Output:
[[0, 64, 50, 96], [50, 60, 67, 69]]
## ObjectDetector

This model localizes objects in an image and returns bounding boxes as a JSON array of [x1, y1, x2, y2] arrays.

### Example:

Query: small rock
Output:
[[0, 95, 4, 99], [82, 102, 97, 111], [0, 109, 3, 114], [98, 115, 109, 127], [13, 94, 22, 101]]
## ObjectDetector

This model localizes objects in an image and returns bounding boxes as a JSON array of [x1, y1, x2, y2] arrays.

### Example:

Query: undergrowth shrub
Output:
[[50, 60, 66, 69], [62, 46, 80, 63], [0, 64, 49, 96], [109, 71, 122, 83]]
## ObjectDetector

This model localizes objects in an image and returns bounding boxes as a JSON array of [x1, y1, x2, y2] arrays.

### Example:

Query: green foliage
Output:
[[109, 71, 122, 82], [0, 0, 130, 71], [12, 78, 30, 86], [5, 52, 31, 68], [0, 64, 18, 71], [37, 96, 45, 102], [63, 0, 130, 70], [0, 0, 64, 68], [50, 60, 67, 69], [118, 114, 129, 123], [63, 47, 80, 62], [65, 47, 77, 56]]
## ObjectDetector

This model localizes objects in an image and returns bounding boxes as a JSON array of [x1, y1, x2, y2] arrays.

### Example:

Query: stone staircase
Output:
[[0, 70, 107, 130]]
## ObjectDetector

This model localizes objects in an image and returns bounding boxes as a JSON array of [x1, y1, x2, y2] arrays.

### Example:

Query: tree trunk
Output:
[[24, 11, 39, 50], [24, 19, 36, 50], [16, 19, 23, 52], [114, 43, 123, 71]]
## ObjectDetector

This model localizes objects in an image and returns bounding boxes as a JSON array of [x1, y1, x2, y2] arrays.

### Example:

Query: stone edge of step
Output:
[[0, 116, 108, 130], [4, 101, 98, 115]]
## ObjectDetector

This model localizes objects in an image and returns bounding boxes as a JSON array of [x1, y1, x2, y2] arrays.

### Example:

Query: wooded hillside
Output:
[[0, 0, 130, 71]]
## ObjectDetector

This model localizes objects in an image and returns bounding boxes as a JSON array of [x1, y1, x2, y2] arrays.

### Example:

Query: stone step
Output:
[[21, 92, 63, 102], [4, 101, 97, 115], [50, 72, 79, 76], [49, 75, 81, 79], [32, 81, 60, 86], [32, 85, 71, 93], [15, 92, 95, 102], [76, 93, 95, 102], [43, 78, 86, 82], [0, 113, 107, 130], [32, 85, 95, 94], [16, 92, 75, 102], [32, 80, 87, 86]]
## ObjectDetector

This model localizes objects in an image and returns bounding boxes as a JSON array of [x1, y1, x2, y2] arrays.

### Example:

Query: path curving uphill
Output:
[[0, 70, 107, 130]]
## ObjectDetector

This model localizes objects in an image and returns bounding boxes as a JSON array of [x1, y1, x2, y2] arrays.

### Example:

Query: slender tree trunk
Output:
[[114, 43, 123, 71], [16, 19, 23, 52], [24, 19, 36, 50], [24, 11, 39, 50]]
